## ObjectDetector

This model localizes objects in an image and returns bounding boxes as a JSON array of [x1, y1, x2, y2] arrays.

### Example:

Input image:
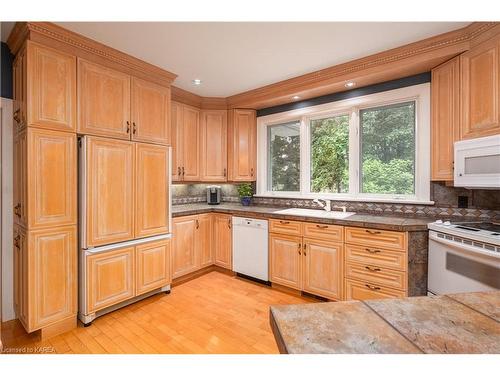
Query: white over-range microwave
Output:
[[454, 134, 500, 188]]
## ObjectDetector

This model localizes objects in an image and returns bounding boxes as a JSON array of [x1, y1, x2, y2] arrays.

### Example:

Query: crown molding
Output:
[[171, 85, 228, 110], [6, 22, 177, 87]]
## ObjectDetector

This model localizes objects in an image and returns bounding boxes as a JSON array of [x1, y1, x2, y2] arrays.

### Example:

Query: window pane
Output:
[[360, 101, 415, 195], [268, 121, 300, 191], [310, 114, 349, 193]]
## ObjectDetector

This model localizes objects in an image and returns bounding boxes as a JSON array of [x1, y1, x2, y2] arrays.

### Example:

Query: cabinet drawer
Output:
[[269, 219, 303, 236], [345, 244, 406, 272], [345, 278, 406, 301], [345, 227, 406, 251], [303, 222, 343, 242], [345, 261, 406, 290]]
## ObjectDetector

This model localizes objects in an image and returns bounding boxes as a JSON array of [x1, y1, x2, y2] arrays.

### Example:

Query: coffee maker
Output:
[[206, 186, 221, 205]]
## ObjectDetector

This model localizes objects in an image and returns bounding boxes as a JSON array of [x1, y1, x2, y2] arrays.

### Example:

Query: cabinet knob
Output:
[[223, 168, 227, 177], [182, 167, 185, 176], [303, 243, 307, 256], [228, 218, 231, 229], [14, 235, 20, 250], [178, 167, 182, 176], [316, 224, 329, 229]]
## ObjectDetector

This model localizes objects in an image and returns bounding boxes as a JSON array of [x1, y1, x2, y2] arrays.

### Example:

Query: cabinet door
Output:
[[28, 226, 77, 331], [27, 128, 77, 229], [269, 233, 302, 290], [78, 59, 131, 139], [460, 35, 500, 139], [85, 137, 134, 247], [136, 239, 171, 295], [228, 109, 256, 181], [213, 214, 232, 269], [27, 42, 76, 132], [182, 105, 201, 181], [170, 101, 183, 181], [431, 57, 460, 181], [197, 214, 213, 268], [135, 143, 170, 238], [131, 78, 171, 145], [172, 216, 198, 278], [13, 226, 28, 327], [13, 47, 27, 132], [13, 130, 27, 227], [86, 247, 135, 313], [302, 238, 343, 300], [200, 110, 227, 181]]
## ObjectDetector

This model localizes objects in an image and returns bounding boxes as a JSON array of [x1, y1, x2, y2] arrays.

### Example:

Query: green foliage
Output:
[[311, 115, 349, 193], [362, 159, 414, 194], [237, 183, 253, 197], [269, 123, 300, 191]]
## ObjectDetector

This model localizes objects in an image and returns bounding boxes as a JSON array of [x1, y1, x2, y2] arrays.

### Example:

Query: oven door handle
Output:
[[429, 233, 500, 260]]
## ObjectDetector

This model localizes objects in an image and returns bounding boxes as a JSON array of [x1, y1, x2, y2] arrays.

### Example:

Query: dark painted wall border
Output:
[[1, 42, 14, 99], [256, 72, 431, 117]]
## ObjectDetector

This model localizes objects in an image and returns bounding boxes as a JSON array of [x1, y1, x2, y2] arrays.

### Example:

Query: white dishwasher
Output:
[[232, 217, 269, 282]]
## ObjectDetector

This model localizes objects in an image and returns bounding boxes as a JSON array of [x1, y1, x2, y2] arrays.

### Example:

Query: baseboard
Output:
[[39, 315, 77, 341]]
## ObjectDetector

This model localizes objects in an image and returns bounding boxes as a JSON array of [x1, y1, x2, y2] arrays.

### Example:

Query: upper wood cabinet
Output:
[[171, 101, 183, 181], [172, 216, 198, 278], [78, 59, 131, 140], [460, 35, 500, 139], [228, 109, 257, 181], [85, 137, 135, 247], [213, 214, 232, 270], [136, 239, 171, 295], [431, 57, 460, 181], [131, 78, 171, 144], [26, 42, 76, 132], [269, 233, 302, 290], [200, 110, 227, 181], [135, 143, 170, 238], [13, 46, 27, 133], [13, 130, 28, 228]]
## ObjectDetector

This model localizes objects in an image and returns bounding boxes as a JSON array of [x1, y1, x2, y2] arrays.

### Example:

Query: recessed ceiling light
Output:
[[292, 95, 300, 100], [192, 79, 202, 85], [345, 81, 356, 88]]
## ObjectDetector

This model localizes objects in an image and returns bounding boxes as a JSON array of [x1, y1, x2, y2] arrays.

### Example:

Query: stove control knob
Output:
[[443, 221, 451, 226], [435, 220, 443, 224]]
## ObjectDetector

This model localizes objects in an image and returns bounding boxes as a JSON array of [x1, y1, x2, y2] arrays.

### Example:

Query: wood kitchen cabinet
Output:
[[86, 246, 135, 313], [136, 239, 171, 295], [171, 101, 183, 181], [13, 128, 77, 230], [78, 59, 131, 139], [135, 143, 170, 238], [131, 78, 171, 144], [14, 225, 77, 332], [460, 34, 500, 139], [84, 137, 135, 247], [227, 109, 257, 181], [172, 216, 198, 278], [200, 110, 227, 181], [213, 214, 232, 269], [431, 57, 460, 181], [269, 233, 302, 290], [198, 214, 214, 268]]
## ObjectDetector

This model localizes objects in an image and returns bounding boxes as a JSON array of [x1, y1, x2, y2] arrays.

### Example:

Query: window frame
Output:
[[256, 83, 432, 204]]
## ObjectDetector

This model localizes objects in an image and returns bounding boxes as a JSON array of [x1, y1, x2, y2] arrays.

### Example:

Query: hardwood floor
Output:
[[2, 271, 316, 354]]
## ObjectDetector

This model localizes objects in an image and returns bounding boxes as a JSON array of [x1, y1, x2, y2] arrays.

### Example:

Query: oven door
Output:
[[428, 231, 500, 295]]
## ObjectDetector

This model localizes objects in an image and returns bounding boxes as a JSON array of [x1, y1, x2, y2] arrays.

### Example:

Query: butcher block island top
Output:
[[270, 291, 500, 354]]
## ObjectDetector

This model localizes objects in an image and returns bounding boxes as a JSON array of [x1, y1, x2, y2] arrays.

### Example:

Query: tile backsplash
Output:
[[172, 182, 500, 220]]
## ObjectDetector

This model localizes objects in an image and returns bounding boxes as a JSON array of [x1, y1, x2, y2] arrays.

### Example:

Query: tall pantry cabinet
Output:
[[12, 41, 78, 336]]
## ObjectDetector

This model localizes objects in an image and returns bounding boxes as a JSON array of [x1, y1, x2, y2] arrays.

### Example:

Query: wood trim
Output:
[[7, 22, 177, 88], [171, 85, 228, 110]]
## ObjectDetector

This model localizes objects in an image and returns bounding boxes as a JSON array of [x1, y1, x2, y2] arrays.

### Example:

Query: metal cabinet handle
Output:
[[195, 219, 199, 229], [13, 109, 20, 123], [316, 224, 329, 229], [177, 167, 182, 176], [223, 168, 227, 177], [366, 229, 381, 235], [228, 218, 231, 229], [303, 243, 307, 256], [14, 235, 20, 250], [298, 243, 301, 255], [365, 266, 381, 272], [279, 220, 290, 225], [132, 122, 137, 134], [365, 284, 381, 291], [182, 167, 185, 176], [365, 248, 381, 254], [126, 121, 130, 133], [250, 168, 254, 177], [14, 203, 21, 218]]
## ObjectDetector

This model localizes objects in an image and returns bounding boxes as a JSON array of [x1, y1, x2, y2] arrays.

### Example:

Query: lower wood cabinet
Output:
[[136, 240, 171, 295], [198, 214, 214, 268], [14, 225, 77, 332], [345, 279, 406, 300], [269, 233, 302, 290], [213, 214, 232, 270], [172, 216, 198, 278]]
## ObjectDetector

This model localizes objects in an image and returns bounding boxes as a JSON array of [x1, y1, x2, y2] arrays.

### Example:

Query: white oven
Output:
[[454, 134, 500, 188], [427, 221, 500, 295]]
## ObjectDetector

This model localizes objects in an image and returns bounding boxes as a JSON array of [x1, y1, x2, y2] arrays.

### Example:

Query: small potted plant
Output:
[[237, 183, 253, 206]]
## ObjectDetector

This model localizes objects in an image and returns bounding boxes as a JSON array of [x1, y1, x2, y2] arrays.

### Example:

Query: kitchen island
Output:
[[270, 291, 500, 354]]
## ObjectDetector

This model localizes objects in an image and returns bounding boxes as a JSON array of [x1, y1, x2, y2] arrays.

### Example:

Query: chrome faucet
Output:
[[313, 199, 331, 212]]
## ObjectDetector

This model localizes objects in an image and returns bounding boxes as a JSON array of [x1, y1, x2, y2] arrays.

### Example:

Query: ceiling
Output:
[[3, 22, 469, 97]]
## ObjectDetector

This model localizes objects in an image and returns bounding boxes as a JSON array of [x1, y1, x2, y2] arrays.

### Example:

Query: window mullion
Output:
[[300, 117, 310, 196], [349, 107, 359, 196]]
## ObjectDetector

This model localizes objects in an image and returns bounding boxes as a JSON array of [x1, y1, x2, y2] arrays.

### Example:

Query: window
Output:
[[360, 102, 415, 195], [257, 84, 431, 203], [267, 121, 301, 192]]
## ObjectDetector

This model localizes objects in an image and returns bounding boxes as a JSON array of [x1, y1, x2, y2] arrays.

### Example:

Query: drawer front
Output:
[[269, 219, 303, 236], [345, 261, 406, 290], [303, 223, 343, 242], [345, 244, 406, 272], [345, 227, 406, 251], [345, 278, 406, 301]]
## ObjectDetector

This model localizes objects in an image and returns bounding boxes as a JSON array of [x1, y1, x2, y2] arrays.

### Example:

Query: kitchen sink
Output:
[[273, 208, 355, 219]]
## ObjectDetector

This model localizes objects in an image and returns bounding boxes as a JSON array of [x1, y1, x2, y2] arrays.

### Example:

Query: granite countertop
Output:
[[269, 291, 500, 354], [172, 203, 433, 231]]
